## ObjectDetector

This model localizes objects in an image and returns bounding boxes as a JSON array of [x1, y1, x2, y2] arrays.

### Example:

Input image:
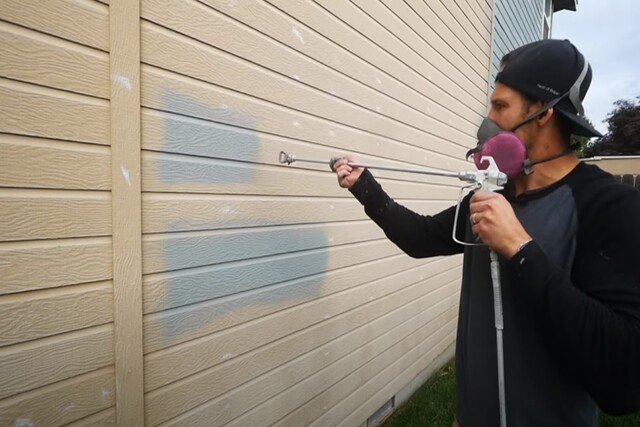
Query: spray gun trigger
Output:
[[480, 155, 508, 190], [481, 155, 499, 173]]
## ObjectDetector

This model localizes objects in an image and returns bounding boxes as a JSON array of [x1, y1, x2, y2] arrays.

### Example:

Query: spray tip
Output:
[[279, 151, 295, 165]]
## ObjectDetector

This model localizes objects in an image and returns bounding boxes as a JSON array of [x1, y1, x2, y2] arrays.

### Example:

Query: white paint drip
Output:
[[293, 74, 300, 81], [323, 314, 330, 319], [63, 402, 75, 412], [113, 73, 132, 91], [292, 27, 305, 44], [120, 165, 131, 186], [14, 419, 34, 427], [219, 103, 230, 110], [328, 237, 334, 243], [221, 206, 235, 215], [376, 106, 381, 113], [330, 89, 337, 95], [223, 352, 236, 360], [376, 77, 383, 86], [293, 120, 302, 128], [102, 388, 111, 401], [329, 205, 335, 209]]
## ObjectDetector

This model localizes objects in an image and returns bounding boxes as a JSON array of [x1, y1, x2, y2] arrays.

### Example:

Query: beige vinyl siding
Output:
[[1, 0, 143, 424], [1, 368, 115, 427], [0, 0, 116, 425], [1, 1, 493, 426], [0, 0, 110, 51]]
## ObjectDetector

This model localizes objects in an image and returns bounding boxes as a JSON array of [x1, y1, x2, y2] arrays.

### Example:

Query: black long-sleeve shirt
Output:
[[349, 162, 640, 425]]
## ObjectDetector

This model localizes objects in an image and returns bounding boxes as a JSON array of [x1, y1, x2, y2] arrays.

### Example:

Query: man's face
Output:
[[488, 83, 539, 149]]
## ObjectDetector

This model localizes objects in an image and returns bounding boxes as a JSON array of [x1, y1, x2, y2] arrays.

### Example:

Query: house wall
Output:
[[0, 1, 493, 425]]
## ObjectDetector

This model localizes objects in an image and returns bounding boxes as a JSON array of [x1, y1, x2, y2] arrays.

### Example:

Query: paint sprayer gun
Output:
[[278, 151, 507, 191]]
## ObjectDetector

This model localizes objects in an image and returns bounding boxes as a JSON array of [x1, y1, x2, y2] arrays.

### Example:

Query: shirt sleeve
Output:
[[505, 185, 640, 415], [349, 169, 465, 258]]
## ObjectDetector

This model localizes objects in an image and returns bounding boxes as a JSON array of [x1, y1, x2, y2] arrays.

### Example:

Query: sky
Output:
[[552, 0, 640, 135]]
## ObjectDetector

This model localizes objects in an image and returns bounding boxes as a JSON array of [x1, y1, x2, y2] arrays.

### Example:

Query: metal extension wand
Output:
[[280, 150, 509, 427], [278, 151, 506, 191]]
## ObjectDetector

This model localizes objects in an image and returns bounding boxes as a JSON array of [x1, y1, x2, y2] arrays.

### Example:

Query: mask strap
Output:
[[568, 58, 589, 117], [508, 97, 562, 132], [523, 150, 573, 175], [466, 102, 560, 161]]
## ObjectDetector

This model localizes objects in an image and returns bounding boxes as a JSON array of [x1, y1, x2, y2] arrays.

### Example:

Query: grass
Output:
[[382, 360, 640, 427], [382, 360, 456, 427]]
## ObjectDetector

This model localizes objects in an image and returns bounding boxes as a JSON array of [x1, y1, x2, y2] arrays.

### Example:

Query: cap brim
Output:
[[555, 108, 603, 138]]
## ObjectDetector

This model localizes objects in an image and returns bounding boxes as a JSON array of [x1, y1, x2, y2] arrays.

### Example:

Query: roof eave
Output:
[[553, 0, 578, 12]]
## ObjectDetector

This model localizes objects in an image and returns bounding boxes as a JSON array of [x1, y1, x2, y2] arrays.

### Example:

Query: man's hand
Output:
[[469, 191, 532, 258], [331, 156, 364, 189]]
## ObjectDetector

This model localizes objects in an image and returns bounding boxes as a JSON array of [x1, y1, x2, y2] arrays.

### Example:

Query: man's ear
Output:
[[537, 107, 554, 126]]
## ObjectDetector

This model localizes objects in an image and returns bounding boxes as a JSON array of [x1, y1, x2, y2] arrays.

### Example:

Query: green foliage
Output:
[[571, 127, 594, 158], [585, 97, 640, 156], [600, 411, 640, 427]]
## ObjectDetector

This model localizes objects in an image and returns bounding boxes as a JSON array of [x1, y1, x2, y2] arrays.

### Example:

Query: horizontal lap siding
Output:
[[140, 1, 490, 426], [0, 1, 116, 426]]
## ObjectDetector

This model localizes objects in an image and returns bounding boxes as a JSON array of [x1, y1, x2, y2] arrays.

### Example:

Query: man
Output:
[[332, 39, 640, 426]]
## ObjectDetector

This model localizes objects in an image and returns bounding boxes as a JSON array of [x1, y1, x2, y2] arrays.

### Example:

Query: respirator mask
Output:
[[467, 116, 532, 179]]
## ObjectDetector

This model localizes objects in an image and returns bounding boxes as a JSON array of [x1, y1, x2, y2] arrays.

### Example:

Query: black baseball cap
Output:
[[495, 39, 602, 137]]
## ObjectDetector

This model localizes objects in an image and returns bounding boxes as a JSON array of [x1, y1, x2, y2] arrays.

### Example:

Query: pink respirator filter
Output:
[[473, 131, 527, 179]]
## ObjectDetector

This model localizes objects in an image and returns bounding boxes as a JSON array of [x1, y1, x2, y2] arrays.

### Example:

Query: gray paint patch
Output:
[[157, 89, 328, 340], [162, 236, 329, 311], [160, 226, 332, 271], [154, 155, 259, 185], [161, 89, 259, 183]]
